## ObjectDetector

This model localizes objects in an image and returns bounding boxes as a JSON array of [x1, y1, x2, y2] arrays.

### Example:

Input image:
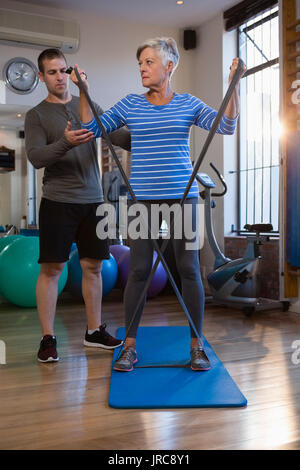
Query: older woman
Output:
[[71, 37, 244, 372]]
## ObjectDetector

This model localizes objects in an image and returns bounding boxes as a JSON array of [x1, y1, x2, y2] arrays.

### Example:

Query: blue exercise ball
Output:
[[0, 237, 68, 307], [70, 242, 77, 254], [67, 249, 118, 298], [101, 254, 118, 296]]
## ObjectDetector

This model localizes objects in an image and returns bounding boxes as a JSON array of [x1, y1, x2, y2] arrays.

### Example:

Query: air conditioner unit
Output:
[[0, 9, 79, 53]]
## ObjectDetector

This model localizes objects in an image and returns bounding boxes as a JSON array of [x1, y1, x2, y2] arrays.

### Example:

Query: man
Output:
[[25, 48, 131, 362]]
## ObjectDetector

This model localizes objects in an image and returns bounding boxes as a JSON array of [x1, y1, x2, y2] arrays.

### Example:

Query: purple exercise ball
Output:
[[118, 250, 168, 298], [109, 244, 130, 288], [109, 244, 130, 263]]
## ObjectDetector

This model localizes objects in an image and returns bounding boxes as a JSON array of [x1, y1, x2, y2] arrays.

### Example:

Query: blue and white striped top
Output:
[[83, 93, 237, 200]]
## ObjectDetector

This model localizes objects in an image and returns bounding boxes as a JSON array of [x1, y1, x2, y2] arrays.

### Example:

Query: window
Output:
[[237, 4, 280, 233]]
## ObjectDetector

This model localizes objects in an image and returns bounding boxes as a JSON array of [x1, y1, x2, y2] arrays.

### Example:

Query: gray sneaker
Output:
[[190, 346, 211, 371], [113, 347, 138, 372]]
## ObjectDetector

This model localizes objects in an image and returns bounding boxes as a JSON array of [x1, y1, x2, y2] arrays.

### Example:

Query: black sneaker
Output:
[[38, 335, 59, 362], [83, 323, 123, 350], [113, 347, 138, 372], [190, 346, 211, 371]]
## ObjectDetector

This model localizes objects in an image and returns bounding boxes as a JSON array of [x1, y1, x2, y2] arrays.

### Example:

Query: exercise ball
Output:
[[109, 244, 130, 263], [101, 254, 118, 296], [118, 250, 168, 298], [0, 235, 24, 296], [147, 252, 168, 298], [70, 242, 77, 254], [109, 244, 130, 288], [67, 249, 118, 298], [0, 237, 68, 307], [0, 235, 24, 254]]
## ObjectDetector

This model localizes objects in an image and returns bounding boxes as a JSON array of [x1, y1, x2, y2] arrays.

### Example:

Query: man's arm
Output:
[[110, 127, 131, 152], [25, 109, 94, 169], [25, 110, 72, 169]]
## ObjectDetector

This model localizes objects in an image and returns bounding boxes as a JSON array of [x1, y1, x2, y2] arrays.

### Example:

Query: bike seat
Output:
[[244, 223, 273, 233]]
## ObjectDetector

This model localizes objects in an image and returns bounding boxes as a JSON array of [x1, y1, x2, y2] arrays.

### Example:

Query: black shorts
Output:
[[38, 198, 110, 263]]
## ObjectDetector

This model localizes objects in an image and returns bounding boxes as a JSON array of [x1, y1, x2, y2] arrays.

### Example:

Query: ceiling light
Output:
[[176, 1, 184, 4], [17, 114, 22, 118]]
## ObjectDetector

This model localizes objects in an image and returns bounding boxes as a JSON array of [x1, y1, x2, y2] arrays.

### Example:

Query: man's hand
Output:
[[64, 121, 94, 146]]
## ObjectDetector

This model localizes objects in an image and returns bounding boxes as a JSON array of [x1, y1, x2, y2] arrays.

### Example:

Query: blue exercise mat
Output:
[[109, 326, 247, 409]]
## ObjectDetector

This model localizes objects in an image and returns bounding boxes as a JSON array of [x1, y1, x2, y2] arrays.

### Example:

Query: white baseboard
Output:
[[288, 300, 300, 314]]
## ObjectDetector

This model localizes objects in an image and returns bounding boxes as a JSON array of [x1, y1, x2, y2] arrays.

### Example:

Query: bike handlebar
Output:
[[210, 163, 227, 197]]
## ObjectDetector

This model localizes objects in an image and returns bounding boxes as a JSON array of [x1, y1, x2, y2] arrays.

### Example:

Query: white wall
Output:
[[0, 0, 194, 108]]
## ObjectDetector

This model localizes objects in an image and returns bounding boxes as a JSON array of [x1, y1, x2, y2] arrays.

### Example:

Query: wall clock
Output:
[[2, 57, 39, 94]]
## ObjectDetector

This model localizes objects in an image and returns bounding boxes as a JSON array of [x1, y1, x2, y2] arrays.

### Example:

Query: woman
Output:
[[71, 37, 244, 372]]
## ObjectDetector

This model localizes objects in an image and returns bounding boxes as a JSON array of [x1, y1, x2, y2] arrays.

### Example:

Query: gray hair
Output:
[[136, 37, 179, 75]]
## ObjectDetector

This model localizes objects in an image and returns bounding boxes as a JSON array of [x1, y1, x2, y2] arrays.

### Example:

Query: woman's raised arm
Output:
[[70, 64, 93, 123]]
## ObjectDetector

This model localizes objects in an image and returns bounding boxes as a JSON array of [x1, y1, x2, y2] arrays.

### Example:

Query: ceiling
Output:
[[15, 0, 240, 28]]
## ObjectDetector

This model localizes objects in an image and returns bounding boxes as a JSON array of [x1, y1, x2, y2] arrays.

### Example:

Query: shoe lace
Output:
[[119, 347, 135, 362], [192, 346, 204, 359], [99, 323, 109, 338], [42, 336, 55, 349]]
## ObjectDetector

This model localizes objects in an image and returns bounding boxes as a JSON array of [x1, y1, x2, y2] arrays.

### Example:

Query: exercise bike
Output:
[[196, 163, 289, 316]]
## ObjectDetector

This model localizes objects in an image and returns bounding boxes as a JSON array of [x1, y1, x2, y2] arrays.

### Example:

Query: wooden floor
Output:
[[0, 290, 300, 450]]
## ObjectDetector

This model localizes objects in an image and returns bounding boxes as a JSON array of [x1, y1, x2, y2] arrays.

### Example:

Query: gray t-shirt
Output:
[[25, 95, 130, 204]]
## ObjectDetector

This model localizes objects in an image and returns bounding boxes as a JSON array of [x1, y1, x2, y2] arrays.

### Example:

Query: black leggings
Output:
[[124, 198, 205, 340]]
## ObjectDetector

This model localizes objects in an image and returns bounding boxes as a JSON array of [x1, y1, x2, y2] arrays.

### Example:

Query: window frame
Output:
[[236, 7, 280, 236]]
